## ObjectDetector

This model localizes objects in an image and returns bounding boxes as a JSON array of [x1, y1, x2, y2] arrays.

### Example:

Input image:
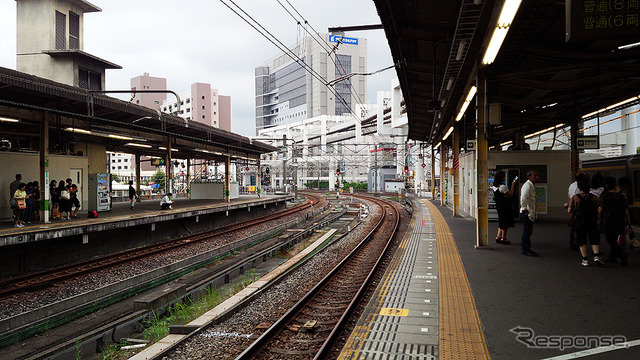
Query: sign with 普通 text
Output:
[[329, 35, 359, 45], [566, 0, 640, 41]]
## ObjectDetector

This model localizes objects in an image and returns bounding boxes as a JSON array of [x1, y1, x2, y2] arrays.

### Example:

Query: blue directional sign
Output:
[[329, 35, 358, 45]]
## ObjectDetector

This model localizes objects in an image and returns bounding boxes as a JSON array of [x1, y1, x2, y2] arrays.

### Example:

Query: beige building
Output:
[[16, 0, 120, 89]]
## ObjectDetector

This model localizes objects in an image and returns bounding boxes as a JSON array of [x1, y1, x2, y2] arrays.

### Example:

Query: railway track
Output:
[[234, 195, 400, 360], [0, 194, 323, 300]]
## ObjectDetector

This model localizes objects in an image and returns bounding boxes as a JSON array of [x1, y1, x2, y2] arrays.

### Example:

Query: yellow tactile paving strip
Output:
[[424, 199, 490, 360]]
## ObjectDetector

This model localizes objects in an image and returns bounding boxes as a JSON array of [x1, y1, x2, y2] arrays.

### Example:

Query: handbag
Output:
[[10, 197, 17, 209], [60, 190, 70, 200], [17, 199, 26, 210]]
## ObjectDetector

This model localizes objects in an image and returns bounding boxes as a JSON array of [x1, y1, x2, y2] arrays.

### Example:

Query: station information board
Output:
[[566, 0, 640, 41]]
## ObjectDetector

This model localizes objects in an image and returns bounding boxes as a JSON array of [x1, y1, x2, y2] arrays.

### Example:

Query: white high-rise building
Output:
[[255, 33, 367, 134]]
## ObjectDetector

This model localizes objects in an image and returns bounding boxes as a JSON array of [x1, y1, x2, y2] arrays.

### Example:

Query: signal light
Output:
[[404, 166, 409, 174], [336, 167, 341, 176], [265, 167, 270, 174]]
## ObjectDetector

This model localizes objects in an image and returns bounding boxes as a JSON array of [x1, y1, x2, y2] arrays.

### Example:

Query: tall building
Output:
[[255, 33, 367, 134], [160, 82, 232, 131], [16, 0, 121, 89], [130, 72, 167, 111]]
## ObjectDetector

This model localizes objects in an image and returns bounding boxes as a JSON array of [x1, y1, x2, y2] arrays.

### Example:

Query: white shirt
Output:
[[520, 179, 537, 222], [160, 195, 173, 205], [568, 181, 579, 200]]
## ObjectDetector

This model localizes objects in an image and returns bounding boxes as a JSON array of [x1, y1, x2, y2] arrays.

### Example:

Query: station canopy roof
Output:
[[374, 0, 640, 147], [0, 67, 277, 161]]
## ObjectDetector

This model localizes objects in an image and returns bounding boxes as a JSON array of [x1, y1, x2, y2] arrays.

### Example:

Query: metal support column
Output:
[[440, 145, 446, 205], [40, 111, 51, 223], [135, 153, 141, 195], [225, 156, 230, 203], [186, 158, 191, 199], [431, 147, 436, 200], [453, 122, 460, 216], [165, 137, 172, 195], [476, 70, 490, 248], [570, 118, 579, 175], [257, 159, 261, 197]]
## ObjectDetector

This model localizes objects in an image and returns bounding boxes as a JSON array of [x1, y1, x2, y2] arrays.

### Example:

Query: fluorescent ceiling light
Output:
[[0, 116, 19, 122], [443, 126, 454, 141], [108, 134, 133, 140], [65, 127, 91, 134], [125, 143, 152, 148], [524, 123, 565, 139], [434, 142, 441, 149], [582, 94, 640, 119], [482, 0, 521, 65], [500, 140, 513, 146], [618, 41, 640, 50], [159, 147, 179, 152], [482, 27, 509, 65], [497, 0, 522, 27], [456, 86, 478, 121]]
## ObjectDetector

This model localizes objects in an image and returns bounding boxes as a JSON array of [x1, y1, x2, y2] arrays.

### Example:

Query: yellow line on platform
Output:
[[424, 200, 491, 360]]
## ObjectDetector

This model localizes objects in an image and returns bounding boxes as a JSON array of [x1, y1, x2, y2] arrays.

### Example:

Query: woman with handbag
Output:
[[12, 183, 27, 228], [599, 177, 631, 266], [49, 180, 60, 220], [58, 180, 71, 220]]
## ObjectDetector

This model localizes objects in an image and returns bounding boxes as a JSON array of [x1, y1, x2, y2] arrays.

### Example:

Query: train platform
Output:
[[338, 196, 640, 360], [0, 194, 293, 247]]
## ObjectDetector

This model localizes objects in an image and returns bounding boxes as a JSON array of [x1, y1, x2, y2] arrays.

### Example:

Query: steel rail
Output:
[[0, 194, 322, 300], [234, 195, 400, 360]]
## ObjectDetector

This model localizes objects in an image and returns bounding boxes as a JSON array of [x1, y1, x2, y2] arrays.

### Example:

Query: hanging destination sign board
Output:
[[566, 0, 640, 41]]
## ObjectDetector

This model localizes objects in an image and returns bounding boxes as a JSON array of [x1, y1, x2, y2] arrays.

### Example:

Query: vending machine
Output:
[[88, 173, 111, 212]]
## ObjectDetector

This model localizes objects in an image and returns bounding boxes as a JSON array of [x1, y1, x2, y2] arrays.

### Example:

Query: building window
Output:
[[202, 96, 205, 99], [214, 102, 216, 105], [124, 166, 128, 169], [55, 11, 66, 50], [155, 101, 159, 105], [136, 100, 139, 104], [69, 11, 79, 49], [214, 112, 217, 115], [118, 159, 121, 162], [79, 68, 102, 90], [202, 106, 205, 109], [186, 99, 190, 103], [186, 108, 190, 112], [118, 166, 122, 169], [202, 115, 205, 119]]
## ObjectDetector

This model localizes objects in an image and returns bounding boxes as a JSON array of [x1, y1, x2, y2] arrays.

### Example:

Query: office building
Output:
[[255, 33, 367, 134]]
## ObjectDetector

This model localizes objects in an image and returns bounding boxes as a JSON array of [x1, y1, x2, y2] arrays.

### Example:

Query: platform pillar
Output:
[[39, 111, 51, 223], [476, 70, 489, 248], [165, 137, 172, 195], [440, 144, 446, 205], [431, 147, 435, 199], [257, 159, 261, 198], [453, 121, 460, 217], [135, 153, 141, 195], [186, 158, 191, 199], [570, 118, 579, 175], [225, 156, 230, 203]]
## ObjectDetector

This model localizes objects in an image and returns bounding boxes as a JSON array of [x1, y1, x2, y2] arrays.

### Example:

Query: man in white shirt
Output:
[[567, 172, 585, 251], [160, 193, 173, 210], [520, 170, 540, 256]]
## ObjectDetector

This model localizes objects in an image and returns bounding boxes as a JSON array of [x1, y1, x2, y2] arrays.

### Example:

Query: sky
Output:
[[0, 0, 395, 137]]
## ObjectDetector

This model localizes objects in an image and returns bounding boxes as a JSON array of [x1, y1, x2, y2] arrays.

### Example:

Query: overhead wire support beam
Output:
[[328, 24, 384, 32], [88, 89, 185, 125]]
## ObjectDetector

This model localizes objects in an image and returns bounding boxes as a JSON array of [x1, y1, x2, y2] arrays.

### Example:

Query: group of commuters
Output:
[[492, 168, 633, 266], [9, 174, 41, 228], [48, 178, 81, 221], [567, 172, 631, 266]]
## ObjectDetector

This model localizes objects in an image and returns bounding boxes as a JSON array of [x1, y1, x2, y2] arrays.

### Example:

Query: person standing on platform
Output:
[[569, 178, 603, 266], [9, 173, 22, 201], [599, 177, 630, 266], [66, 178, 80, 218], [31, 181, 40, 222], [567, 172, 585, 251], [590, 172, 605, 198], [520, 170, 539, 257], [491, 170, 518, 245], [12, 183, 28, 227], [128, 180, 137, 210], [50, 180, 60, 220], [24, 182, 34, 225], [58, 180, 71, 220]]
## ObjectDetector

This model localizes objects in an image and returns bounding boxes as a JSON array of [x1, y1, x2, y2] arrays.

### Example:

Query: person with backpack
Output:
[[599, 177, 630, 266], [568, 178, 604, 266]]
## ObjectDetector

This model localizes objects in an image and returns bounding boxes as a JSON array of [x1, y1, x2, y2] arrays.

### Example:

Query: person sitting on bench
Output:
[[160, 193, 173, 210]]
